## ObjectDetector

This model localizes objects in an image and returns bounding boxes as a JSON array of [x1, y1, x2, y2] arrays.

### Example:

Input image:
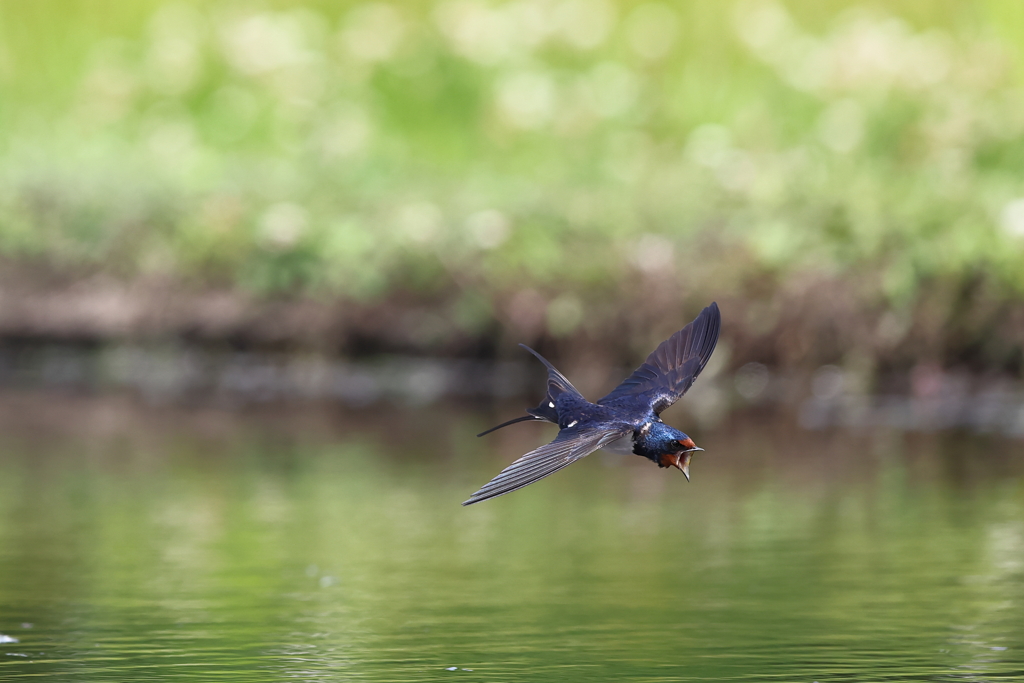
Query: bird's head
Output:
[[647, 423, 703, 481]]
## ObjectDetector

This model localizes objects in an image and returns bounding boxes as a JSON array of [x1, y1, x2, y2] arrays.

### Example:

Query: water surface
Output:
[[1, 393, 1022, 681]]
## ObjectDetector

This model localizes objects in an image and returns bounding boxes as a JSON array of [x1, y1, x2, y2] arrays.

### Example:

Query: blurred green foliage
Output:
[[2, 1, 1024, 352]]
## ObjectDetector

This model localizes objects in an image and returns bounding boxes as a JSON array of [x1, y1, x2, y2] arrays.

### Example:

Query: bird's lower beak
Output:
[[676, 451, 695, 482]]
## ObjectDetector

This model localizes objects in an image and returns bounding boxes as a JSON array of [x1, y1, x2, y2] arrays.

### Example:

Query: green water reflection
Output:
[[1, 396, 1022, 681]]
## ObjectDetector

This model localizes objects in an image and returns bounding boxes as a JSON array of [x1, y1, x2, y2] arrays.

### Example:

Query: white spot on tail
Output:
[[548, 401, 555, 408], [567, 420, 578, 427]]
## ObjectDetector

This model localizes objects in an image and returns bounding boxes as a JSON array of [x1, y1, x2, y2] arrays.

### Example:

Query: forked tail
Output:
[[476, 344, 584, 437]]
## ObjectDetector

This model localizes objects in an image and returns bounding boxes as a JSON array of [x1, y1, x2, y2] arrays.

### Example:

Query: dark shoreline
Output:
[[3, 272, 1024, 372], [1, 338, 1021, 439]]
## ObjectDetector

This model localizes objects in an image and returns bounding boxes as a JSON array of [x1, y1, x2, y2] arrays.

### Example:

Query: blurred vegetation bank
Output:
[[2, 1, 1024, 376]]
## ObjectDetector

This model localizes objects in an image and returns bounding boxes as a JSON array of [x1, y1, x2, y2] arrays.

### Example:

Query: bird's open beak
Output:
[[675, 450, 695, 481], [675, 447, 704, 481]]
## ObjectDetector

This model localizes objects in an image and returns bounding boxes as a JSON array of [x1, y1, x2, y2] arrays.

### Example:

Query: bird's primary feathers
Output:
[[464, 302, 721, 506]]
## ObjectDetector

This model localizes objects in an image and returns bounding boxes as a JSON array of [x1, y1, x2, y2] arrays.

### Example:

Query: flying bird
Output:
[[464, 302, 721, 506]]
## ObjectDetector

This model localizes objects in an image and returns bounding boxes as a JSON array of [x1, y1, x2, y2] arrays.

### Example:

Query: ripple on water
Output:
[[0, 403, 1022, 681]]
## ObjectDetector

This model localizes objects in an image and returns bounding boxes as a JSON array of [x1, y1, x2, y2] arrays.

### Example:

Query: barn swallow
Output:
[[464, 302, 721, 505]]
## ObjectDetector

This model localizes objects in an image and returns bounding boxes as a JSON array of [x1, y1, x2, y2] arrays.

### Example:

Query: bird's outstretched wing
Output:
[[598, 302, 721, 415], [462, 425, 630, 505]]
